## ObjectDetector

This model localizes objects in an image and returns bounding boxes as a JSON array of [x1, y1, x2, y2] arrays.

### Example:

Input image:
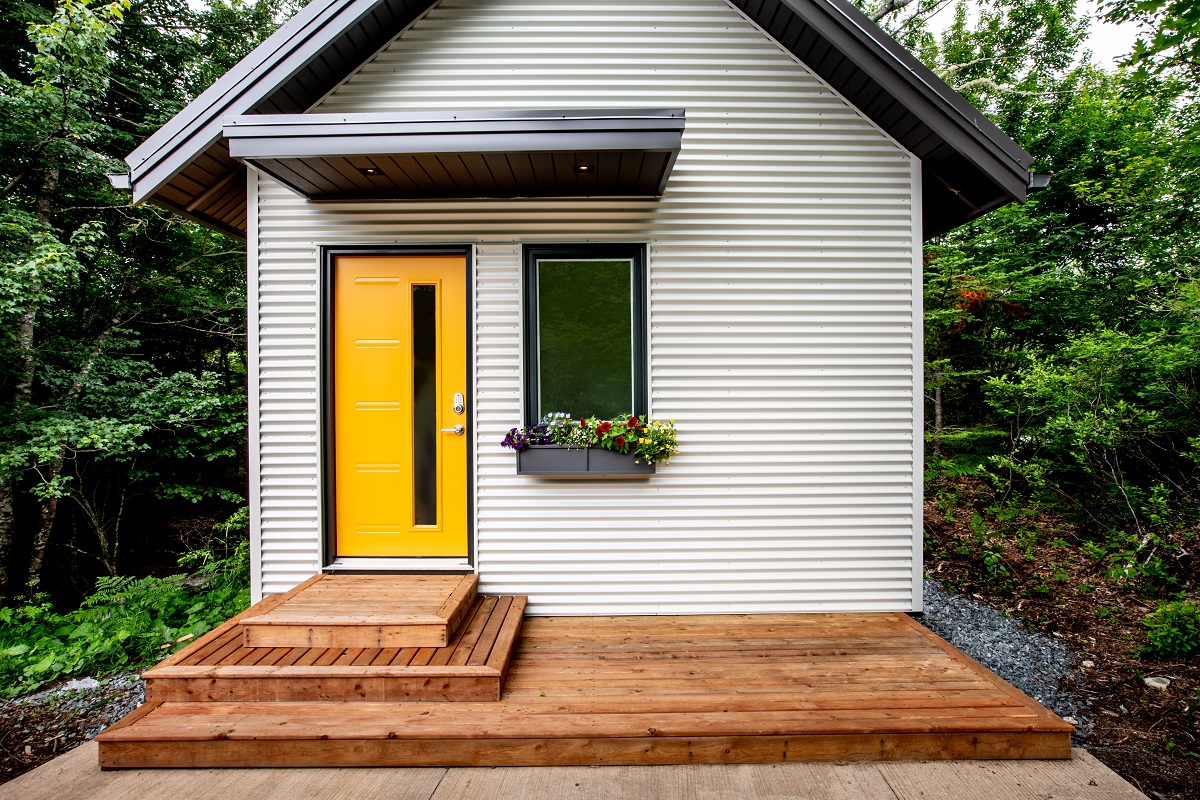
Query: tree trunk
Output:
[[26, 318, 120, 589], [2, 166, 60, 597], [13, 169, 50, 405], [932, 366, 945, 461], [25, 456, 65, 590], [0, 482, 13, 600]]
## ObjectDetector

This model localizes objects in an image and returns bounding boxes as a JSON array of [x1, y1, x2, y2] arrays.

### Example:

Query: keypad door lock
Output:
[[453, 392, 465, 415]]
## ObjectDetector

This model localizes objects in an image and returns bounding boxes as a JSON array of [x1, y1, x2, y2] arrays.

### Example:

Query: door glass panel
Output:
[[412, 284, 437, 525], [536, 258, 633, 419]]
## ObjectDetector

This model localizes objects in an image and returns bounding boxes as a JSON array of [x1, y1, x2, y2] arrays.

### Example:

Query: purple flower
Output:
[[501, 424, 551, 451]]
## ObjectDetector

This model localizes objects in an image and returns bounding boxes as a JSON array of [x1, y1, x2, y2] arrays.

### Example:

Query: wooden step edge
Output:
[[486, 596, 527, 688], [94, 705, 1073, 742], [148, 664, 501, 679], [437, 573, 479, 640], [890, 612, 1076, 730], [239, 615, 448, 627], [242, 622, 451, 649], [98, 731, 1073, 769], [97, 701, 161, 737], [145, 574, 327, 677]]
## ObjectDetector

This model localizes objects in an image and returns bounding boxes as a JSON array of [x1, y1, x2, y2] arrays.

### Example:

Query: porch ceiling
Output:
[[222, 109, 685, 200]]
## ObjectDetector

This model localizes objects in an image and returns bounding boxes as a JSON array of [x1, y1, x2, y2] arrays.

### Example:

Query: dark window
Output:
[[523, 244, 647, 424]]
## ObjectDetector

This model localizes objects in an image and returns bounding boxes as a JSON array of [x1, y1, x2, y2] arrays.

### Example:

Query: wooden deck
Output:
[[240, 573, 478, 648], [99, 601, 1073, 768]]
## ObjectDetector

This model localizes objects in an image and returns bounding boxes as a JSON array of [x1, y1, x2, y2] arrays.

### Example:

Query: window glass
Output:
[[536, 258, 634, 420], [412, 284, 437, 525]]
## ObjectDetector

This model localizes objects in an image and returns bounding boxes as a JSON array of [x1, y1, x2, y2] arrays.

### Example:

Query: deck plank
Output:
[[109, 611, 1072, 768]]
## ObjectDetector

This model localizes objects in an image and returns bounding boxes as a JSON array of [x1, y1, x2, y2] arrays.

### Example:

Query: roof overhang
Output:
[[222, 109, 684, 200], [119, 0, 1035, 240]]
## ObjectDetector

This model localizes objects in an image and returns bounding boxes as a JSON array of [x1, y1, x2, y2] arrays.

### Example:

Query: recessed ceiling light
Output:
[[574, 164, 594, 173], [359, 166, 383, 176]]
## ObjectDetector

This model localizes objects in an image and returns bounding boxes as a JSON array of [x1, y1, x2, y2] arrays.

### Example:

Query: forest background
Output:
[[0, 0, 1197, 791]]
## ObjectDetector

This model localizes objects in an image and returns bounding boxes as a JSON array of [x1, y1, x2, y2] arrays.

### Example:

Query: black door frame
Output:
[[319, 244, 476, 569]]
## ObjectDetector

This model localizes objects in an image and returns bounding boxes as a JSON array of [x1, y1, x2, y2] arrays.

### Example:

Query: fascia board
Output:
[[127, 0, 380, 203], [225, 108, 686, 132], [229, 131, 684, 159], [222, 110, 686, 159]]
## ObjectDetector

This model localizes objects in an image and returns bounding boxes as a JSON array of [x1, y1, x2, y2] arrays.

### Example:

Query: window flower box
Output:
[[502, 413, 676, 478], [517, 444, 654, 476]]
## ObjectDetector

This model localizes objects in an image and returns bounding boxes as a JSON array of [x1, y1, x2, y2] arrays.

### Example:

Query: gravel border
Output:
[[1, 673, 145, 741], [917, 577, 1088, 737]]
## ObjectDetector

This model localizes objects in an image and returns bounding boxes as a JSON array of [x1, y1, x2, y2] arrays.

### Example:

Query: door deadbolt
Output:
[[453, 392, 465, 415]]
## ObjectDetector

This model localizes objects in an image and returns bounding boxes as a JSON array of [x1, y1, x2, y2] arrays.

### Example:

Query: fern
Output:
[[0, 532, 250, 698]]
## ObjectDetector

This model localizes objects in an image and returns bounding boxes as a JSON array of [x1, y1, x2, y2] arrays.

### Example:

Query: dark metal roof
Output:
[[224, 109, 684, 199], [122, 0, 1033, 239]]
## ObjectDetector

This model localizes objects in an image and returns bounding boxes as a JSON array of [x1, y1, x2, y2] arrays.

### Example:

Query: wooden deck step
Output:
[[99, 613, 1073, 768], [240, 573, 478, 648], [147, 591, 525, 703]]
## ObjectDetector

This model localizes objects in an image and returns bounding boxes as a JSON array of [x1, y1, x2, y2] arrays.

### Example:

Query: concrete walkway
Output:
[[1, 742, 1146, 800]]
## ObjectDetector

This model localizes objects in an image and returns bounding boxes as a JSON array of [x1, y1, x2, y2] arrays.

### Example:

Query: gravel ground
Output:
[[917, 577, 1088, 738], [0, 673, 145, 782], [6, 674, 146, 739]]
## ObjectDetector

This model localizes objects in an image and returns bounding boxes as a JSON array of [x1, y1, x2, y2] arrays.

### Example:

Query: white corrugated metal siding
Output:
[[249, 0, 922, 612]]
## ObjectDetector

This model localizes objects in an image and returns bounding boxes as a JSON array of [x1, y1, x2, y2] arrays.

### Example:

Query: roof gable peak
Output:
[[122, 0, 1032, 239]]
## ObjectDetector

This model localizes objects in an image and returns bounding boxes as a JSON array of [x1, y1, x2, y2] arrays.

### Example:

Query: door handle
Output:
[[441, 425, 465, 436]]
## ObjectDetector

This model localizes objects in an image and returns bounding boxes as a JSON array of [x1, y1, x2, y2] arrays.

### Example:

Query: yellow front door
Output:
[[332, 255, 468, 557]]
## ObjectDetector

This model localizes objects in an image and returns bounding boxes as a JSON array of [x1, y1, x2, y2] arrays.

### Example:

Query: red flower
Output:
[[579, 417, 588, 427], [628, 416, 640, 426], [598, 421, 612, 433], [614, 435, 626, 448]]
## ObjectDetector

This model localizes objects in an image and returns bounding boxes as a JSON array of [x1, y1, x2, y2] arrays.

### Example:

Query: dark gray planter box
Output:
[[518, 444, 655, 477]]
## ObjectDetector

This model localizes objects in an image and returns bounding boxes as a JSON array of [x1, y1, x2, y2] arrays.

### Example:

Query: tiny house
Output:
[[98, 0, 1066, 768], [118, 0, 1034, 615]]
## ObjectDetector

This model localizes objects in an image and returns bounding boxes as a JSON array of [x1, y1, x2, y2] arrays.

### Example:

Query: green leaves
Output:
[[28, 0, 129, 98], [0, 527, 250, 697], [1101, 0, 1200, 75], [1141, 600, 1200, 657]]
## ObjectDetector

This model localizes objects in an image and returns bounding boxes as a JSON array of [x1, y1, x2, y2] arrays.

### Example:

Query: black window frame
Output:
[[522, 243, 648, 426]]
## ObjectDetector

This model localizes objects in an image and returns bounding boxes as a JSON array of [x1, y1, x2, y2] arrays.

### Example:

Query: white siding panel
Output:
[[252, 0, 921, 612]]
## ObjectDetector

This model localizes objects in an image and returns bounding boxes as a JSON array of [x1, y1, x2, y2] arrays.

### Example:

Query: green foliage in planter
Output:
[[546, 413, 678, 464], [1141, 600, 1200, 658]]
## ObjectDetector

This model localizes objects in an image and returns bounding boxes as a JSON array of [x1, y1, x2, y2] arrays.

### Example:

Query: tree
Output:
[[0, 0, 301, 599], [1102, 0, 1200, 76]]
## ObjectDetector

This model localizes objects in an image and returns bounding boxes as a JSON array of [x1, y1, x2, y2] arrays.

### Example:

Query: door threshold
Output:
[[325, 557, 474, 573]]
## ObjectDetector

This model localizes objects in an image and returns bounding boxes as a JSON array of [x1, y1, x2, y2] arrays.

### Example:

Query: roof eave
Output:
[[127, 0, 378, 202], [775, 0, 1031, 197]]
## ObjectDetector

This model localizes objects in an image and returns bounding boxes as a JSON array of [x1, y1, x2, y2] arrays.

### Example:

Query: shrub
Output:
[[0, 516, 250, 698], [1141, 601, 1200, 658]]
